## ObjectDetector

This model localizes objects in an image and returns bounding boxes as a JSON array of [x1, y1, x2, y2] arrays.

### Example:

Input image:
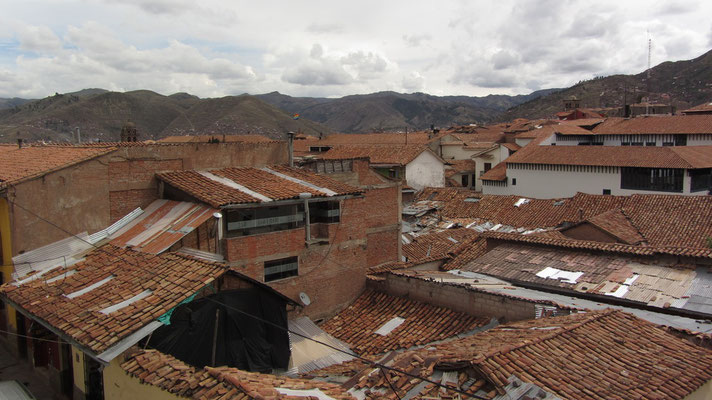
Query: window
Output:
[[691, 169, 712, 192], [226, 205, 304, 237], [264, 256, 298, 282], [674, 135, 687, 146], [461, 174, 469, 187], [512, 178, 517, 185], [309, 201, 340, 223], [620, 167, 684, 193], [602, 189, 611, 195], [484, 163, 492, 172], [645, 142, 656, 146], [631, 142, 643, 146]]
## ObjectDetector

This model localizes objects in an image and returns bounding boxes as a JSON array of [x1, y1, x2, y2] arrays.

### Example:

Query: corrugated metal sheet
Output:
[[87, 207, 144, 244], [110, 200, 218, 254], [12, 233, 93, 280], [176, 248, 224, 263], [285, 317, 354, 376]]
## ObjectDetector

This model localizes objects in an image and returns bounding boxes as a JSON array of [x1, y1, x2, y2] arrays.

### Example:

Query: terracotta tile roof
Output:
[[321, 289, 490, 355], [682, 101, 712, 115], [462, 239, 712, 313], [479, 161, 507, 181], [413, 189, 712, 248], [157, 166, 362, 208], [451, 132, 506, 143], [403, 228, 479, 262], [157, 134, 278, 143], [558, 118, 605, 127], [506, 144, 712, 169], [321, 131, 447, 145], [345, 309, 712, 399], [481, 231, 712, 258], [0, 144, 117, 189], [122, 349, 355, 399], [110, 200, 218, 254], [501, 142, 520, 151], [320, 145, 434, 166], [0, 245, 226, 355], [441, 236, 489, 271], [581, 208, 647, 245], [592, 114, 712, 135], [445, 159, 475, 178]]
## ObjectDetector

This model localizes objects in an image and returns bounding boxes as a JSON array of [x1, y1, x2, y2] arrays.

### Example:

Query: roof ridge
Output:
[[618, 207, 649, 245]]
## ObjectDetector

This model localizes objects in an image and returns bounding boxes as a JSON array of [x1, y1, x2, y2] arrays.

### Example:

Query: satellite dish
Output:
[[299, 292, 311, 306]]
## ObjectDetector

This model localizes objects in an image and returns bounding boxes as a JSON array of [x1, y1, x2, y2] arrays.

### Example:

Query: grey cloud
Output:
[[491, 50, 519, 70], [654, 2, 696, 16], [402, 71, 425, 92], [307, 23, 344, 34], [103, 0, 196, 15], [403, 34, 431, 47], [282, 62, 353, 86]]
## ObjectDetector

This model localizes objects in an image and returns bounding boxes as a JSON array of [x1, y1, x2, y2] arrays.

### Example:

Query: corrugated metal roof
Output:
[[110, 200, 218, 254], [12, 233, 93, 281]]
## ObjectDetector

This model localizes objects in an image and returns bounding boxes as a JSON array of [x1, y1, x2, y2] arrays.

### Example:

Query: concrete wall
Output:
[[482, 164, 697, 198], [473, 147, 502, 192], [225, 186, 400, 319], [553, 134, 712, 147], [369, 273, 547, 323], [405, 151, 445, 190]]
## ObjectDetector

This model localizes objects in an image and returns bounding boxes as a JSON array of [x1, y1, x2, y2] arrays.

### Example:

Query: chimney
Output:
[[287, 131, 295, 167], [17, 138, 22, 149], [75, 127, 81, 144]]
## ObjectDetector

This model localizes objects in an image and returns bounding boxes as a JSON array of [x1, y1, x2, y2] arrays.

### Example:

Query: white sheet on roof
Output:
[[535, 267, 584, 284], [374, 316, 405, 336], [275, 388, 336, 400]]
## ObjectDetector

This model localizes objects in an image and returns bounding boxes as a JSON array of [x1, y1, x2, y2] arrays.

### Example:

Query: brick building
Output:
[[155, 165, 401, 318]]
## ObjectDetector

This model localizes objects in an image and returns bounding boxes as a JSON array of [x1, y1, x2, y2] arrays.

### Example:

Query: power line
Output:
[[5, 200, 488, 399]]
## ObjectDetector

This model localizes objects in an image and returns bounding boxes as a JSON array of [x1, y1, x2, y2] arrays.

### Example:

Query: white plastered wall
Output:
[[405, 151, 445, 190]]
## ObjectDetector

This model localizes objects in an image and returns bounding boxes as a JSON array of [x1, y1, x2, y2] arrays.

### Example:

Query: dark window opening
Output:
[[461, 174, 469, 187], [674, 135, 687, 146], [621, 142, 630, 146], [309, 201, 340, 223], [631, 142, 644, 146], [309, 146, 332, 153], [645, 142, 656, 146], [621, 167, 683, 193], [662, 142, 674, 146], [603, 189, 611, 195], [264, 256, 298, 282], [512, 178, 517, 185], [691, 169, 712, 192], [484, 163, 492, 172], [226, 205, 304, 237]]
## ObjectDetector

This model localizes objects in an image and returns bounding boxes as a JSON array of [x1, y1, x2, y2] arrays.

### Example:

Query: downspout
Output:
[[300, 193, 312, 243]]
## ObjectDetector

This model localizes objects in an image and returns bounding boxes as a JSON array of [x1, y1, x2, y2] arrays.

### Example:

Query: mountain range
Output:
[[1, 49, 711, 142]]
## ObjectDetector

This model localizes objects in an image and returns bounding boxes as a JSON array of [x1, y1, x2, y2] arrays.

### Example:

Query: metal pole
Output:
[[211, 309, 220, 366], [287, 131, 295, 167]]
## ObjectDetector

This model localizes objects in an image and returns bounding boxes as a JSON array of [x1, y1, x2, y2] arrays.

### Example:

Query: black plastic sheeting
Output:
[[148, 288, 290, 373]]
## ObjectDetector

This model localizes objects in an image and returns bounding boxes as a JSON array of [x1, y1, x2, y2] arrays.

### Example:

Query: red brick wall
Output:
[[224, 186, 400, 319], [108, 189, 157, 222]]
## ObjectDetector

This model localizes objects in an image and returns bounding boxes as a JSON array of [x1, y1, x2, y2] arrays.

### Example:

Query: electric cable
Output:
[[5, 200, 489, 399]]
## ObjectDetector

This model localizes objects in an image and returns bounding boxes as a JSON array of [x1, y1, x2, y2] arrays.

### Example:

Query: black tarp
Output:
[[147, 288, 290, 373]]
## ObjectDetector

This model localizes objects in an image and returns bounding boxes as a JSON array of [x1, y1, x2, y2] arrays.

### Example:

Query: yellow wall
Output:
[[103, 355, 180, 400], [0, 197, 16, 328], [685, 379, 712, 400], [72, 346, 86, 395]]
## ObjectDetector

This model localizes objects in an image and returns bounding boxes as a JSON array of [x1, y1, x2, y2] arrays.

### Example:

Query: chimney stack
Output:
[[17, 138, 22, 149]]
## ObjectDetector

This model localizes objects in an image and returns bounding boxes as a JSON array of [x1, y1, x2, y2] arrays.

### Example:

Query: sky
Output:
[[1, 0, 711, 99]]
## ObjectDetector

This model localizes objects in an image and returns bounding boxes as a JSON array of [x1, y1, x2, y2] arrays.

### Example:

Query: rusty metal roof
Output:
[[110, 200, 218, 254]]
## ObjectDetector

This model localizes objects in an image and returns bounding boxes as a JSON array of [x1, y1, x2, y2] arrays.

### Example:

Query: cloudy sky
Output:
[[1, 0, 711, 99]]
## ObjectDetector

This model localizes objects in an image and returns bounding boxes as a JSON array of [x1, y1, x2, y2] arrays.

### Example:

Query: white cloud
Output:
[[1, 0, 712, 98], [17, 25, 62, 53]]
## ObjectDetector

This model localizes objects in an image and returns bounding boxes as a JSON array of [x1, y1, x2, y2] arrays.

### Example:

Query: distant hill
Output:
[[0, 90, 330, 142], [256, 89, 559, 133], [0, 97, 35, 110], [498, 49, 712, 121]]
